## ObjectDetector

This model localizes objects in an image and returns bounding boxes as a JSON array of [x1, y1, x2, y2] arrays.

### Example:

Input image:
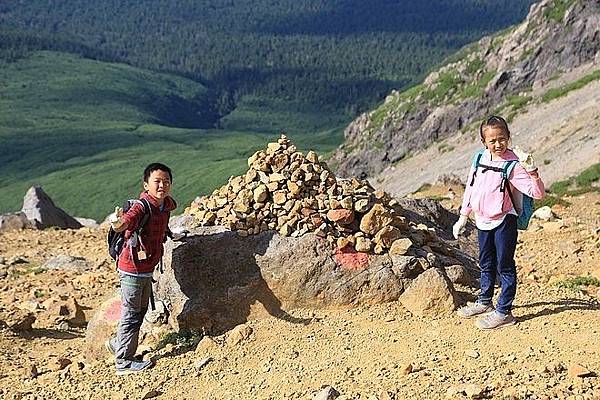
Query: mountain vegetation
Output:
[[0, 0, 536, 219], [0, 0, 535, 114], [330, 0, 598, 179]]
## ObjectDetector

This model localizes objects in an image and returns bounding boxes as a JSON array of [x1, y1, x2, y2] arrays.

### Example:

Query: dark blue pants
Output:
[[477, 214, 518, 315]]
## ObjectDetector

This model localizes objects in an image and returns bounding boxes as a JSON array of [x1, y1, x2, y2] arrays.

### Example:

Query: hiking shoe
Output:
[[116, 360, 154, 376], [105, 337, 116, 356], [456, 302, 495, 318], [476, 311, 517, 330]]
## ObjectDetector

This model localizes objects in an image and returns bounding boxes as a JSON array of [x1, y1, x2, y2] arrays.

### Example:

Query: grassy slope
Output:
[[0, 51, 347, 220]]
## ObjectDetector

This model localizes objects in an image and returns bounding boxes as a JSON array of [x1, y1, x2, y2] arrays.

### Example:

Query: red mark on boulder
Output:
[[104, 299, 122, 322], [334, 246, 370, 271]]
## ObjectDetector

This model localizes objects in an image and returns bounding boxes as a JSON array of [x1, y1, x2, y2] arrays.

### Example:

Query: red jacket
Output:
[[117, 192, 177, 274]]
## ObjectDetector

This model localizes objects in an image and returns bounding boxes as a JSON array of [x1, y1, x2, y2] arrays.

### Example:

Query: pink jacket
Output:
[[460, 149, 545, 221]]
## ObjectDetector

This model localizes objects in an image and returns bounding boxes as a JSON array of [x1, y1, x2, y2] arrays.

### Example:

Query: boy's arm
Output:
[[110, 203, 145, 232]]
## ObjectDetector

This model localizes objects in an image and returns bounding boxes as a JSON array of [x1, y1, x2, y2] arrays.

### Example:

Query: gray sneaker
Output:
[[116, 359, 154, 376], [476, 311, 516, 330], [456, 302, 495, 318]]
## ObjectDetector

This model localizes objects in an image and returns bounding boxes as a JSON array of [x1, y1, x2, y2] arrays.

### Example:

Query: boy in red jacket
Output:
[[106, 163, 177, 375]]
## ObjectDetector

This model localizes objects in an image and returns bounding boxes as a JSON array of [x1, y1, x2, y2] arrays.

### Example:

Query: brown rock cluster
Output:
[[185, 135, 413, 254]]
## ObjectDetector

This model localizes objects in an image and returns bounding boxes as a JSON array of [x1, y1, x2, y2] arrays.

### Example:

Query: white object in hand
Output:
[[109, 206, 124, 229], [512, 146, 537, 172], [453, 215, 468, 239]]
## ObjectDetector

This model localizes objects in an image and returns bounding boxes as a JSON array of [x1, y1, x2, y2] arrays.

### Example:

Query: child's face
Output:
[[482, 126, 510, 158], [144, 169, 172, 202]]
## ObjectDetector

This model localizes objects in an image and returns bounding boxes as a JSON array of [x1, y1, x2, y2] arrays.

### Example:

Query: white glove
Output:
[[453, 215, 468, 239], [108, 206, 124, 229], [513, 146, 537, 172]]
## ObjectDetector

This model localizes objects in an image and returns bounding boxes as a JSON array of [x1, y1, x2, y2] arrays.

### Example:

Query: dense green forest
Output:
[[1, 0, 535, 114], [0, 1, 535, 219]]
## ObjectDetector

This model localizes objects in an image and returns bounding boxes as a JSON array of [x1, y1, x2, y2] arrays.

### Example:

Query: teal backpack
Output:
[[470, 149, 534, 230]]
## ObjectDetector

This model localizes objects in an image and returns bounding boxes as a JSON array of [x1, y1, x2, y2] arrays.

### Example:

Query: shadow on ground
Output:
[[515, 298, 600, 322]]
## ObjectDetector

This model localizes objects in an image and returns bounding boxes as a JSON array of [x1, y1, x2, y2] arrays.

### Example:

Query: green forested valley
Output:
[[0, 0, 534, 219]]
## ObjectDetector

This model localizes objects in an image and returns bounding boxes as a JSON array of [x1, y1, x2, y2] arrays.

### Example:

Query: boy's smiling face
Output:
[[482, 126, 510, 159], [144, 169, 171, 203]]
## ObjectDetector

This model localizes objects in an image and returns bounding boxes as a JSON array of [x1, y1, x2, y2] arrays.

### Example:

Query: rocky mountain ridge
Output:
[[330, 0, 599, 180]]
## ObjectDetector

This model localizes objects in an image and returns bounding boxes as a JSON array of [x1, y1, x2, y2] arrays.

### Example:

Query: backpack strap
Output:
[[124, 198, 152, 252], [503, 160, 519, 211], [137, 198, 152, 234], [469, 149, 485, 187]]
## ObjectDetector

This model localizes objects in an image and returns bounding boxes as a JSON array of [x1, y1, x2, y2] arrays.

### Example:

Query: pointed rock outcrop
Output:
[[21, 186, 82, 229]]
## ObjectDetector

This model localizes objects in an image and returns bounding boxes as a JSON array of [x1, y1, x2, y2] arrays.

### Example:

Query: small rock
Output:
[[195, 336, 219, 355], [544, 362, 565, 374], [6, 309, 36, 332], [226, 324, 253, 346], [194, 357, 213, 371], [399, 268, 458, 317], [141, 389, 162, 399], [355, 236, 372, 252], [9, 256, 28, 265], [466, 350, 480, 359], [389, 238, 413, 255], [17, 300, 40, 313], [326, 209, 355, 225], [444, 265, 476, 286], [42, 255, 91, 272], [57, 321, 70, 331], [29, 364, 39, 379], [0, 212, 32, 231], [532, 206, 554, 221], [401, 363, 413, 375], [464, 384, 483, 398], [568, 363, 592, 378], [51, 357, 72, 372], [313, 385, 340, 400]]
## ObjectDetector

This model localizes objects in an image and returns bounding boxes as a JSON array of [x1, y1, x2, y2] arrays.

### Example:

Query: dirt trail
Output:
[[1, 192, 599, 400]]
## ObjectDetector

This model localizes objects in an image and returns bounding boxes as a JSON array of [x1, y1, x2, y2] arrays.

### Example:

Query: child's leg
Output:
[[494, 215, 518, 315], [477, 228, 497, 305], [115, 274, 152, 364]]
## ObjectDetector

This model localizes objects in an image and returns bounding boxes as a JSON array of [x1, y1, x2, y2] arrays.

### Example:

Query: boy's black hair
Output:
[[480, 115, 511, 139], [143, 163, 173, 183]]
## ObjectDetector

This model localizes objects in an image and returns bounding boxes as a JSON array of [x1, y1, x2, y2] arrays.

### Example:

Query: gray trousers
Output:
[[115, 273, 152, 364]]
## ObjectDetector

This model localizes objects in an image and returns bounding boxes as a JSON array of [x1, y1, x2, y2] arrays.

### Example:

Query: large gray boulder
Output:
[[155, 227, 419, 332], [21, 186, 82, 229], [154, 224, 475, 333]]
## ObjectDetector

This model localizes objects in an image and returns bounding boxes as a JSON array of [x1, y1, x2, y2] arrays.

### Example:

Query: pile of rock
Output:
[[185, 135, 417, 255]]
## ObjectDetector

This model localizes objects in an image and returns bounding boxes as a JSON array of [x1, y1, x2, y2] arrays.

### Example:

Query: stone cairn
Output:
[[185, 135, 428, 255]]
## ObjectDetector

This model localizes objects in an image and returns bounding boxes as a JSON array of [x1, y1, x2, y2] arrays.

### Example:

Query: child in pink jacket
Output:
[[453, 115, 545, 329]]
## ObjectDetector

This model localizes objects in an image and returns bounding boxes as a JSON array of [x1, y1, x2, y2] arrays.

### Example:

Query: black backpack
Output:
[[107, 198, 152, 263]]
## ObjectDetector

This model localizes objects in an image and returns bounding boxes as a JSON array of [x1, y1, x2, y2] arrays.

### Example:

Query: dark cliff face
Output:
[[330, 0, 600, 178]]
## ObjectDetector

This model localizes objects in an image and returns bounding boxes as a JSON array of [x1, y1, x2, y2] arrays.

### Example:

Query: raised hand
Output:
[[512, 146, 537, 172]]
